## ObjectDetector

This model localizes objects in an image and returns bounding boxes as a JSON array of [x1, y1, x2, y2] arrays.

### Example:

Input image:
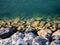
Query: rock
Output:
[[52, 30, 60, 40], [0, 27, 9, 35], [25, 28, 38, 36], [15, 38, 27, 45], [17, 32, 25, 39], [2, 38, 11, 45], [50, 39, 60, 45], [37, 29, 52, 39], [23, 32, 36, 45], [32, 36, 49, 45], [0, 39, 2, 45], [26, 40, 32, 45], [23, 32, 36, 41], [0, 26, 17, 39]]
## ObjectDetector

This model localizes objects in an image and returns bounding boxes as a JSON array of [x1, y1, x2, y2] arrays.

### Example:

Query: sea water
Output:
[[0, 0, 60, 20]]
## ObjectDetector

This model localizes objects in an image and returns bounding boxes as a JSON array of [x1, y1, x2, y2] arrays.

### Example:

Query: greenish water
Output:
[[0, 0, 60, 20]]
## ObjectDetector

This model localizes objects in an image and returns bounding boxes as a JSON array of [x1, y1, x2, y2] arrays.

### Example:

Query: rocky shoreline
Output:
[[0, 17, 60, 45]]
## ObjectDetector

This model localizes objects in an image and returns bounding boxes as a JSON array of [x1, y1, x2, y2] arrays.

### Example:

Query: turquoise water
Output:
[[0, 0, 60, 19]]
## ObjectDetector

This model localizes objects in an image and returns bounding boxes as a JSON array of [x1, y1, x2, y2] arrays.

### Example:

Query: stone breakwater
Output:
[[0, 29, 60, 45], [0, 17, 60, 45]]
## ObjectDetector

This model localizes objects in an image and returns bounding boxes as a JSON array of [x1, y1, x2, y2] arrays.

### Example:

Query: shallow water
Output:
[[0, 0, 60, 19]]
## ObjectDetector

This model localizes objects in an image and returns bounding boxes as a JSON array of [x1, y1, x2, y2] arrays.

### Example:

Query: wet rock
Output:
[[52, 30, 60, 40], [32, 36, 49, 45], [50, 39, 60, 45]]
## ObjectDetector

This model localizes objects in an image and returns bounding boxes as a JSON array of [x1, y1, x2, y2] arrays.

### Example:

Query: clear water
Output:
[[0, 0, 60, 20]]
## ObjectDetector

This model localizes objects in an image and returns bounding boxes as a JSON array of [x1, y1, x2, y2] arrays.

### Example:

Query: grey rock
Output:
[[11, 32, 26, 45], [23, 32, 36, 45], [2, 38, 12, 45], [16, 38, 27, 45], [50, 39, 60, 45], [0, 27, 9, 35], [23, 32, 36, 41], [32, 36, 49, 45]]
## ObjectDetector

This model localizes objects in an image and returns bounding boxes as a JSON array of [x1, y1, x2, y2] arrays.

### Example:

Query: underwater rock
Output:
[[32, 36, 49, 45], [50, 39, 60, 45], [52, 29, 60, 40]]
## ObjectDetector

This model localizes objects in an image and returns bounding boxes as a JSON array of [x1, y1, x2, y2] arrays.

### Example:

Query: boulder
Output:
[[52, 30, 60, 40], [32, 36, 49, 45], [50, 39, 60, 45]]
